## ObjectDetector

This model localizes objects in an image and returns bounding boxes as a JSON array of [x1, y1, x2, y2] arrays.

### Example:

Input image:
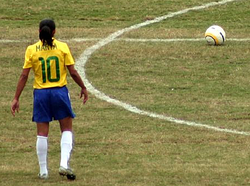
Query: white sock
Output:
[[36, 136, 48, 175], [60, 131, 73, 169]]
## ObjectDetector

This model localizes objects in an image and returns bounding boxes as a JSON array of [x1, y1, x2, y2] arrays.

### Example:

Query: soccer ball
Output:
[[205, 25, 226, 45]]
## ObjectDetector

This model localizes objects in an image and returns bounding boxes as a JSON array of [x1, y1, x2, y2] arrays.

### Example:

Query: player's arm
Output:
[[67, 65, 88, 104], [11, 68, 31, 116]]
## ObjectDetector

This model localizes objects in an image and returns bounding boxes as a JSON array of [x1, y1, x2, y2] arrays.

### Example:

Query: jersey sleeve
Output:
[[64, 44, 75, 66], [23, 46, 32, 69]]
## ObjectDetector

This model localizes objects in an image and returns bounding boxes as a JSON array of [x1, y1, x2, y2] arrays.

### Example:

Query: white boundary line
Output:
[[75, 0, 250, 136], [119, 38, 250, 42], [65, 38, 250, 42], [2, 38, 250, 43]]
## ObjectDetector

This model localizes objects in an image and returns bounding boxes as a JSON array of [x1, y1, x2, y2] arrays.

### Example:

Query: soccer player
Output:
[[11, 19, 88, 180]]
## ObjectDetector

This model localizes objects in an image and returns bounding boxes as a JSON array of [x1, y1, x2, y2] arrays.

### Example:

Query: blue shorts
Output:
[[33, 86, 75, 122]]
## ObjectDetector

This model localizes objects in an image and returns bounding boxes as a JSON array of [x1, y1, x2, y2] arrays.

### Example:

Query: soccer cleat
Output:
[[59, 166, 76, 180], [38, 173, 49, 179]]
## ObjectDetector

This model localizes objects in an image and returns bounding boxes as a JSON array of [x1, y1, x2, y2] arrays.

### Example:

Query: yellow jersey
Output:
[[23, 39, 75, 89]]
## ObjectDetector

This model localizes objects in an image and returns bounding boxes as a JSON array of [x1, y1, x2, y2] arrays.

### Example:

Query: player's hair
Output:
[[39, 19, 56, 47]]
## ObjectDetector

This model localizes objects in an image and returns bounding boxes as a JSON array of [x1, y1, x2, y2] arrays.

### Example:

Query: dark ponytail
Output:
[[39, 19, 56, 47]]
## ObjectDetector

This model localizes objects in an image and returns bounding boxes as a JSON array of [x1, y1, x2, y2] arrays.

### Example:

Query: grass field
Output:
[[1, 0, 250, 185]]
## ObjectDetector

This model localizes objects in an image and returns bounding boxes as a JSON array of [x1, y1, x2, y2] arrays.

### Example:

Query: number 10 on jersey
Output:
[[39, 56, 60, 83]]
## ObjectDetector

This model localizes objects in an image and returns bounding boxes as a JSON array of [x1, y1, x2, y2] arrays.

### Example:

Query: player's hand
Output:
[[11, 99, 19, 116], [80, 88, 88, 104]]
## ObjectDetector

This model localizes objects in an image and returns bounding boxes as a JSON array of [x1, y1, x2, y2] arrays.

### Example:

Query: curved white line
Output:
[[76, 0, 250, 136]]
